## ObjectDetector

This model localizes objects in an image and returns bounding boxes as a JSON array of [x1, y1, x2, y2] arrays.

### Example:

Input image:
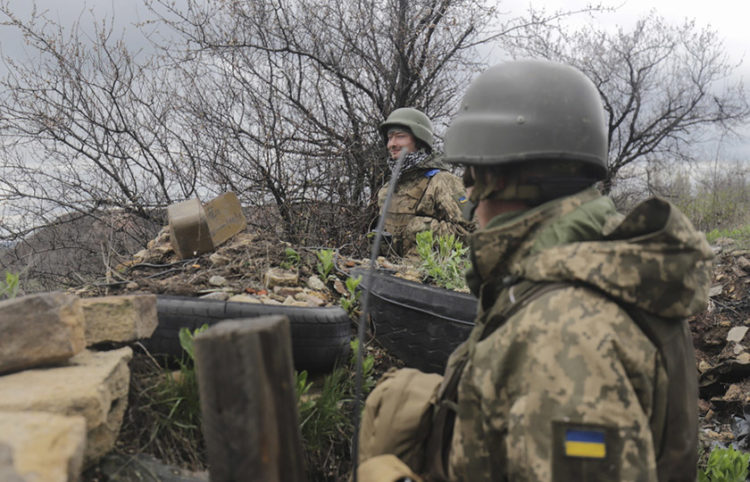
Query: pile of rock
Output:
[[0, 293, 157, 481]]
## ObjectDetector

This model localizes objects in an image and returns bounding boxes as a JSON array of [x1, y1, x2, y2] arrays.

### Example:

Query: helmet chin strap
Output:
[[351, 147, 409, 482]]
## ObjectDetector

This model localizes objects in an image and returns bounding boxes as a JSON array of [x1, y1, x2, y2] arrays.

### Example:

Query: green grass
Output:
[[120, 325, 209, 470]]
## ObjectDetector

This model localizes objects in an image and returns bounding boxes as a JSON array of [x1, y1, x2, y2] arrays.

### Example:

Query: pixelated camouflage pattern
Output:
[[377, 154, 473, 256], [444, 188, 712, 481]]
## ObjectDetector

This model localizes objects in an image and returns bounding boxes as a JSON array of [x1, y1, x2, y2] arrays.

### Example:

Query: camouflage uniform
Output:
[[376, 153, 472, 257], [442, 187, 713, 481]]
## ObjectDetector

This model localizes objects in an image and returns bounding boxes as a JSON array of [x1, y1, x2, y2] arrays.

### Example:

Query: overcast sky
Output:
[[0, 0, 747, 159]]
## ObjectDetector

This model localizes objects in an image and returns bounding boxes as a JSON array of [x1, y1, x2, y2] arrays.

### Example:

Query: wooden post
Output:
[[193, 316, 306, 482]]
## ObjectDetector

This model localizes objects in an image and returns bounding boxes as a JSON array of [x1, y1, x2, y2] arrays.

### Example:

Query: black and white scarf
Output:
[[387, 149, 431, 174]]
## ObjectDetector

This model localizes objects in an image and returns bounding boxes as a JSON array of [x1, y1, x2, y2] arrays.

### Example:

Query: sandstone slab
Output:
[[0, 292, 85, 374], [0, 347, 132, 465], [80, 295, 157, 345], [0, 411, 86, 482], [264, 268, 299, 288], [227, 294, 262, 304]]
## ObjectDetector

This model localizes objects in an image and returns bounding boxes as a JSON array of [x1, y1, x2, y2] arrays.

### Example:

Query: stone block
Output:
[[0, 293, 85, 374], [79, 295, 158, 346], [264, 268, 299, 288], [0, 411, 86, 482], [0, 347, 132, 465]]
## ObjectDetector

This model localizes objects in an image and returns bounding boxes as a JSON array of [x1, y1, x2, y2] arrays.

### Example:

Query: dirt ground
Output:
[[80, 228, 750, 476], [692, 240, 750, 452]]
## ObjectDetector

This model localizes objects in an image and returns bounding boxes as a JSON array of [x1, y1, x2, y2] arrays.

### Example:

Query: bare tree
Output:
[[501, 12, 750, 192], [0, 4, 188, 286], [144, 0, 595, 245], [0, 0, 600, 289]]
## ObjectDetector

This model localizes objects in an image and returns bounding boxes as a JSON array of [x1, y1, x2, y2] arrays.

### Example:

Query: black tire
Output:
[[352, 268, 477, 374], [144, 295, 352, 372]]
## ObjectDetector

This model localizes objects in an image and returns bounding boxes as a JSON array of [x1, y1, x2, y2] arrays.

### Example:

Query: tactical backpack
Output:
[[424, 280, 698, 482]]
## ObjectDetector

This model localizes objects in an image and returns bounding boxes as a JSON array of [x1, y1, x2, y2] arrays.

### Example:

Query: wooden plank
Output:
[[193, 316, 305, 482]]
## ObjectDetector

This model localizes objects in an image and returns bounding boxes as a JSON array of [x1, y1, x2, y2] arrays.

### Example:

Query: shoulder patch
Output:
[[458, 195, 468, 204], [552, 421, 621, 481], [424, 168, 440, 178]]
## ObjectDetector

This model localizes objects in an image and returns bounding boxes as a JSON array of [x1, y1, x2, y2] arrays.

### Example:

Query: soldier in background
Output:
[[358, 60, 713, 481], [376, 108, 473, 258]]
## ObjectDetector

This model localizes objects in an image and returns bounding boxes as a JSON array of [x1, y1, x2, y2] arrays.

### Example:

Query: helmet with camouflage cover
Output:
[[444, 59, 608, 179], [380, 107, 434, 151]]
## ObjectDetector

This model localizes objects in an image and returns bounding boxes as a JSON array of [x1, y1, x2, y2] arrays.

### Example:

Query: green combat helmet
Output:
[[444, 59, 608, 179], [380, 107, 434, 151]]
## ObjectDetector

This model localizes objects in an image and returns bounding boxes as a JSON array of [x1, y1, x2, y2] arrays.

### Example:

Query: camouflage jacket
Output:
[[443, 188, 713, 481], [377, 153, 473, 256]]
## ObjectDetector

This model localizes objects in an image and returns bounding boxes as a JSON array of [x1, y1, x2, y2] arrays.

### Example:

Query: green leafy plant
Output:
[[280, 247, 301, 270], [156, 324, 208, 429], [295, 338, 375, 478], [316, 248, 335, 280], [0, 271, 19, 300], [178, 324, 209, 362], [415, 230, 469, 290], [339, 275, 362, 314], [154, 324, 209, 431], [699, 446, 750, 482], [350, 338, 376, 394]]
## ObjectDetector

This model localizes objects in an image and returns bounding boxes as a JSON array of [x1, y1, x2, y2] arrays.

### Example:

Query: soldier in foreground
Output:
[[358, 60, 713, 481], [375, 108, 473, 257]]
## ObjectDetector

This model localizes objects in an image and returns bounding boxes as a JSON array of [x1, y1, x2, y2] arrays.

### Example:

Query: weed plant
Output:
[[699, 446, 750, 482], [280, 247, 301, 270], [296, 339, 375, 481], [415, 230, 469, 290], [0, 271, 19, 299], [118, 325, 208, 470], [316, 248, 335, 280], [339, 275, 362, 314]]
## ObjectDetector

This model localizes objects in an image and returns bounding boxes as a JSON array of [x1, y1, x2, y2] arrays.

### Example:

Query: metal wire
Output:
[[351, 148, 409, 481]]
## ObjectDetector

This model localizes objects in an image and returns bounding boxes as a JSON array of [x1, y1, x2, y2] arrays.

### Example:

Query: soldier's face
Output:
[[386, 130, 417, 159], [471, 167, 527, 228]]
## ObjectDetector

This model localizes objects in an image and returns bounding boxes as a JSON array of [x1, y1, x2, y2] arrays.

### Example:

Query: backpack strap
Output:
[[424, 280, 569, 481], [619, 306, 698, 481]]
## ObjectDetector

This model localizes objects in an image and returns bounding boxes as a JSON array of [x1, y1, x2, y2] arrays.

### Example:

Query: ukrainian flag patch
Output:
[[553, 422, 620, 479], [564, 429, 606, 458], [458, 196, 468, 204]]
